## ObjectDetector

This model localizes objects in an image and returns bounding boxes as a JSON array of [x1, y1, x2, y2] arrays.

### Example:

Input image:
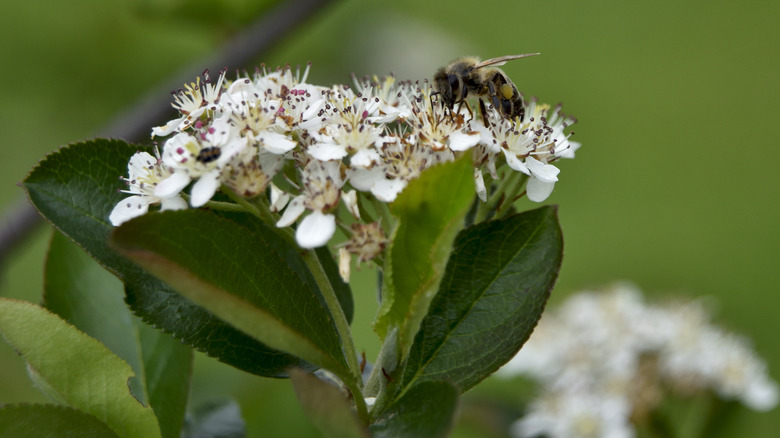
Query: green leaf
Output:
[[136, 322, 192, 438], [22, 139, 307, 377], [181, 399, 245, 438], [44, 230, 146, 401], [0, 298, 161, 438], [44, 231, 192, 438], [374, 157, 475, 360], [0, 404, 119, 438], [399, 206, 563, 394], [212, 209, 354, 325], [111, 209, 350, 379], [369, 381, 459, 438], [290, 368, 367, 438]]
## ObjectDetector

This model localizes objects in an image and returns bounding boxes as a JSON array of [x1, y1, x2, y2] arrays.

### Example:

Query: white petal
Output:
[[190, 170, 221, 207], [296, 211, 336, 248], [526, 157, 560, 183], [300, 98, 325, 119], [350, 148, 381, 168], [371, 178, 407, 203], [368, 110, 400, 124], [207, 117, 234, 145], [162, 133, 199, 169], [298, 115, 327, 132], [155, 171, 191, 199], [474, 168, 487, 202], [225, 77, 255, 96], [502, 150, 530, 174], [448, 131, 481, 151], [526, 177, 555, 202], [218, 137, 249, 165], [259, 149, 286, 176], [127, 152, 157, 178], [487, 155, 499, 179], [151, 116, 187, 137], [160, 196, 188, 211], [276, 195, 306, 227], [470, 120, 493, 145], [269, 184, 291, 212], [308, 142, 347, 161], [347, 167, 384, 191], [338, 247, 351, 283], [314, 160, 344, 187], [260, 131, 297, 154], [342, 189, 360, 220], [109, 196, 150, 226]]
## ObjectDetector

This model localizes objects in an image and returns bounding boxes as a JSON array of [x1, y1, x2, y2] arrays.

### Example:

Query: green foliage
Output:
[[400, 206, 562, 393], [45, 232, 192, 438], [374, 156, 475, 360], [369, 381, 459, 438], [111, 209, 351, 380], [290, 368, 368, 438], [0, 299, 161, 438], [22, 139, 313, 377], [0, 404, 119, 438]]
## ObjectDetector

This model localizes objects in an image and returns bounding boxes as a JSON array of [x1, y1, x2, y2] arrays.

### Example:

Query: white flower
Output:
[[152, 70, 226, 137], [408, 86, 480, 152], [500, 283, 779, 438], [352, 75, 415, 123], [308, 85, 385, 163], [252, 63, 312, 99], [347, 133, 453, 202], [124, 63, 583, 249], [476, 100, 577, 202], [109, 151, 187, 226], [155, 119, 247, 207], [512, 390, 634, 438], [276, 159, 344, 248]]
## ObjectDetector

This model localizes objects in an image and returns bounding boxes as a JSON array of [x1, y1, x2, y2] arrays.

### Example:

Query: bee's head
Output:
[[433, 69, 462, 109]]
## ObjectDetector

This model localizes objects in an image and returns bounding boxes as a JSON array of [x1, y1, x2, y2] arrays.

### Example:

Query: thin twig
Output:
[[0, 0, 336, 268]]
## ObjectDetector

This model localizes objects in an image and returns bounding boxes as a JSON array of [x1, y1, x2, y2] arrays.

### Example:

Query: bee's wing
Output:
[[473, 53, 540, 69]]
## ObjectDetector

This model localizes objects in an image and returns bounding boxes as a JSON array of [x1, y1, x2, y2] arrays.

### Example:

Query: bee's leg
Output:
[[486, 80, 504, 120], [464, 101, 474, 122], [479, 99, 490, 128], [454, 100, 473, 124]]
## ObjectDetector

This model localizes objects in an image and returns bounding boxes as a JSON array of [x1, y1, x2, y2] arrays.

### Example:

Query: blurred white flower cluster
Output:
[[109, 65, 579, 251], [499, 283, 778, 438]]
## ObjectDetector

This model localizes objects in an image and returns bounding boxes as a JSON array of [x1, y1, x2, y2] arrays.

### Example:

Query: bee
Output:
[[433, 53, 539, 125]]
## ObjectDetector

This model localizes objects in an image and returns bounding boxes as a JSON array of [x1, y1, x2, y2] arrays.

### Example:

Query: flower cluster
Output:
[[109, 64, 579, 258], [498, 283, 779, 438]]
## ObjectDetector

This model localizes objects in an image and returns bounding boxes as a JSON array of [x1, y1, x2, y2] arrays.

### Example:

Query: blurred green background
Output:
[[1, 0, 778, 436]]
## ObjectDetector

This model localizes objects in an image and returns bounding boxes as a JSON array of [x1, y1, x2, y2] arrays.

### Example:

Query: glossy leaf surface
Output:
[[400, 206, 563, 393]]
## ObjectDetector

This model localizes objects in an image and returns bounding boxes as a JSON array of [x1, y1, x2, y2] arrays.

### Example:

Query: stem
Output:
[[346, 377, 369, 423], [221, 186, 263, 217], [301, 249, 361, 374], [497, 173, 528, 220], [474, 170, 518, 223], [203, 199, 250, 212]]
